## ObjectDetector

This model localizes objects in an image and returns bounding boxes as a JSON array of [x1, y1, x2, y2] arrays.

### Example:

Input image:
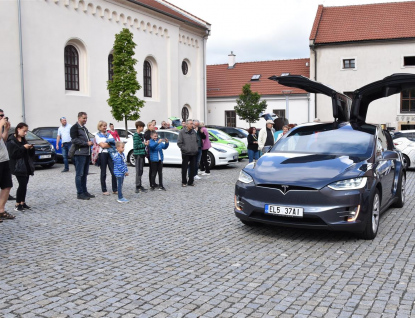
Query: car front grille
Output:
[[256, 184, 317, 193]]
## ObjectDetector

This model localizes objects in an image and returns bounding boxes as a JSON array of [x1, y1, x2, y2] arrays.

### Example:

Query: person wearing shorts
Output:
[[0, 109, 15, 221]]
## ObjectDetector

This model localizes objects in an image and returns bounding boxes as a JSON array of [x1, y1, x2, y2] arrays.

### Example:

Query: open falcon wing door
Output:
[[269, 75, 351, 122], [350, 73, 415, 123]]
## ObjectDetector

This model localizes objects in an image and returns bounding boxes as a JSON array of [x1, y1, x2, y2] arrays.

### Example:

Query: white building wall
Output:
[[207, 94, 310, 128], [312, 41, 415, 128], [0, 0, 207, 129]]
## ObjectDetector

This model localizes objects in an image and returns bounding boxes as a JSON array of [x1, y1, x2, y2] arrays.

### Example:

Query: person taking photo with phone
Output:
[[7, 122, 35, 212], [0, 109, 14, 221]]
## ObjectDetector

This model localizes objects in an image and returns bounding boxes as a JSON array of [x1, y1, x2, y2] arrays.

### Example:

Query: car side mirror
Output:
[[262, 146, 272, 153], [382, 150, 398, 160]]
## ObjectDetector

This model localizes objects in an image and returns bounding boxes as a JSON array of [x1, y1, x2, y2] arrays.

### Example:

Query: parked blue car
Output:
[[32, 126, 94, 160]]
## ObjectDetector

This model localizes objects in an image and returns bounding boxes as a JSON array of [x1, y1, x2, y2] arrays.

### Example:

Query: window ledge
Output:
[[65, 90, 90, 97]]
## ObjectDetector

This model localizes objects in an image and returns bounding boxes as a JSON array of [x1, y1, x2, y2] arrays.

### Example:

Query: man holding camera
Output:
[[0, 109, 14, 221]]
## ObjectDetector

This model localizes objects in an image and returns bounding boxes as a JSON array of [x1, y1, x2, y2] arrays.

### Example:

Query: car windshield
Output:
[[272, 123, 374, 159], [26, 131, 42, 141], [210, 129, 232, 140], [392, 132, 415, 141], [236, 128, 248, 137]]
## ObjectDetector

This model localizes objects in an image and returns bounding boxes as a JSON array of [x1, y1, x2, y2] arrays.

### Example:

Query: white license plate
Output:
[[241, 150, 247, 154], [233, 155, 238, 160], [39, 155, 51, 159], [265, 204, 303, 217]]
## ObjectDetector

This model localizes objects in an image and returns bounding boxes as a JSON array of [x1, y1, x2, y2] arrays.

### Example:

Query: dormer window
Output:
[[251, 74, 261, 81]]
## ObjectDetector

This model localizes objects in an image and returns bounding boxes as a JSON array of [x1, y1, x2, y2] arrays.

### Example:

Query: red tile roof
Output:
[[310, 1, 415, 44], [128, 0, 209, 29], [207, 59, 310, 98]]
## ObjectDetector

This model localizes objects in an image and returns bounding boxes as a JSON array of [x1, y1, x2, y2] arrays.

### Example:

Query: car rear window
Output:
[[272, 123, 374, 159]]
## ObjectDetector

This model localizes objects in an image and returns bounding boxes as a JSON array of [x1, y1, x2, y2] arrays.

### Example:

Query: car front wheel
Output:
[[393, 174, 406, 208], [207, 151, 215, 169], [403, 154, 410, 170], [128, 151, 136, 167], [360, 189, 380, 240]]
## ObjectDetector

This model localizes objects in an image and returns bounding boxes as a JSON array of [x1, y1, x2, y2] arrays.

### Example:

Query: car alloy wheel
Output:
[[371, 192, 380, 234], [128, 151, 136, 167]]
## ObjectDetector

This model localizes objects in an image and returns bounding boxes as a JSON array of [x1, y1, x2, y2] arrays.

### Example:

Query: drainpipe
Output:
[[203, 31, 209, 124], [18, 0, 26, 122], [310, 44, 317, 119]]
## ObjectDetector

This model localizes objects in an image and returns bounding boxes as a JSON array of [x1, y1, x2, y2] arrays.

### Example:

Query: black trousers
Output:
[[181, 154, 196, 185], [200, 149, 210, 173], [16, 175, 29, 203], [150, 160, 163, 187], [99, 152, 117, 193]]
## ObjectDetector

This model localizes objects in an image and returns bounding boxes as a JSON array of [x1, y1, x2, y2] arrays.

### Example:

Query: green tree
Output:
[[107, 28, 144, 137], [234, 84, 267, 127]]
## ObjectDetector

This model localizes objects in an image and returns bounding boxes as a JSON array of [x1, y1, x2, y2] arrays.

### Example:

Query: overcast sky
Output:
[[169, 0, 407, 65]]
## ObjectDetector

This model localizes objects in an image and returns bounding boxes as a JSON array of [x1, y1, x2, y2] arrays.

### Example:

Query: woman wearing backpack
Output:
[[95, 120, 117, 195], [7, 122, 35, 213]]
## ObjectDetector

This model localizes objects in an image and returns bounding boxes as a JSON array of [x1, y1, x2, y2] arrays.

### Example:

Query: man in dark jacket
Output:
[[177, 119, 198, 187], [70, 112, 94, 200]]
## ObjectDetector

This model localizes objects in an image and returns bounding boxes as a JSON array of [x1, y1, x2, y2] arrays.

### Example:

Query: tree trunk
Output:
[[125, 116, 128, 139]]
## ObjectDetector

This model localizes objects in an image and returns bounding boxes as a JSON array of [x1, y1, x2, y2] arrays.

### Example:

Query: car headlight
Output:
[[213, 147, 227, 153], [227, 143, 237, 148], [328, 177, 367, 190], [50, 144, 54, 151], [238, 170, 254, 184]]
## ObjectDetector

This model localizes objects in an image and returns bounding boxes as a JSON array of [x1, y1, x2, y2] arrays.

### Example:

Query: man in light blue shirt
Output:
[[56, 117, 72, 172]]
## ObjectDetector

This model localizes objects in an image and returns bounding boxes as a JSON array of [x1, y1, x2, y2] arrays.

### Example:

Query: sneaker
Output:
[[61, 169, 69, 172], [198, 171, 204, 175], [77, 194, 90, 200], [117, 198, 129, 203], [202, 172, 210, 176], [135, 188, 140, 193], [21, 203, 31, 210], [138, 186, 148, 193], [194, 175, 201, 180], [159, 186, 166, 191], [182, 183, 187, 187], [85, 192, 95, 198], [150, 187, 156, 191], [188, 183, 195, 187], [14, 205, 24, 212], [8, 195, 15, 201]]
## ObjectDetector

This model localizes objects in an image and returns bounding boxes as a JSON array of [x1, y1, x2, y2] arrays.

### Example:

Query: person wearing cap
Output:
[[258, 119, 276, 151], [56, 116, 72, 172]]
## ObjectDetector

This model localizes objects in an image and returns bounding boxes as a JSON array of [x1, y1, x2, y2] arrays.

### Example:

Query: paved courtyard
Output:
[[1, 161, 415, 317]]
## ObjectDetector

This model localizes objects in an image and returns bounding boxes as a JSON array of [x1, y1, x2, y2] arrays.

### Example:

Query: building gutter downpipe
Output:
[[18, 0, 26, 122], [310, 43, 317, 119]]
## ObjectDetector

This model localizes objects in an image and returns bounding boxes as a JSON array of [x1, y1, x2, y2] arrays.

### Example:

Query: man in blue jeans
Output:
[[56, 116, 72, 172], [70, 112, 95, 200]]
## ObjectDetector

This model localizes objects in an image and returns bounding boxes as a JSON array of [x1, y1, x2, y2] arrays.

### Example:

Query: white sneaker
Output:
[[198, 171, 204, 175], [202, 172, 210, 176], [194, 175, 201, 180]]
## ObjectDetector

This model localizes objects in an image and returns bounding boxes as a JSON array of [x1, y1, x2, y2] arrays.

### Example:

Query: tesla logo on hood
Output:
[[281, 185, 289, 195]]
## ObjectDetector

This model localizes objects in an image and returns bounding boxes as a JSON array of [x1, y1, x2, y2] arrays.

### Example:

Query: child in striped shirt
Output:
[[113, 141, 129, 203]]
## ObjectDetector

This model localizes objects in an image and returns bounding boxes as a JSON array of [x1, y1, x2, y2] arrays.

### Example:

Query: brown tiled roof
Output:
[[207, 59, 310, 98], [310, 1, 415, 44], [127, 0, 209, 29]]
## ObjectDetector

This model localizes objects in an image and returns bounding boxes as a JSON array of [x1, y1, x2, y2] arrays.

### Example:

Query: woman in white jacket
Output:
[[258, 120, 276, 151]]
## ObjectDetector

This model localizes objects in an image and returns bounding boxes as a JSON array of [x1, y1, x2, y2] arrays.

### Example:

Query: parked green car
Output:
[[208, 128, 248, 159]]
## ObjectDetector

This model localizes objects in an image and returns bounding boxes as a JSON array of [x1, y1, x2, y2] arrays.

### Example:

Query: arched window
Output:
[[108, 54, 114, 81], [182, 60, 188, 75], [182, 106, 189, 122], [143, 61, 152, 97], [64, 45, 79, 91]]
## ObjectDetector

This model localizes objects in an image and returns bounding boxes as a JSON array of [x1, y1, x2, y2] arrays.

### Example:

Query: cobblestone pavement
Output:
[[1, 161, 415, 318]]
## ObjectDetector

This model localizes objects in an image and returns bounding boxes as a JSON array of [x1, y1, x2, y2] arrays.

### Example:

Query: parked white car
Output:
[[123, 129, 239, 168], [393, 130, 415, 169], [93, 128, 135, 143]]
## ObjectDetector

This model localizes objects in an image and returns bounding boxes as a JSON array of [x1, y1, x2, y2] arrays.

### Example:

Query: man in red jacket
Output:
[[108, 123, 121, 141]]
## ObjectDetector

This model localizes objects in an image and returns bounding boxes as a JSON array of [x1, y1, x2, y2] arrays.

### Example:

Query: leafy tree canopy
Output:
[[234, 84, 267, 127]]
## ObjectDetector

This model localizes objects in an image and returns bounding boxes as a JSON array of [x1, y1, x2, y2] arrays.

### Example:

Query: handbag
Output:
[[91, 139, 100, 165], [68, 144, 76, 159]]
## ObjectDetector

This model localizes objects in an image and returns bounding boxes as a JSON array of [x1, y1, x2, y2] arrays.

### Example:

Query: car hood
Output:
[[245, 152, 368, 189]]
